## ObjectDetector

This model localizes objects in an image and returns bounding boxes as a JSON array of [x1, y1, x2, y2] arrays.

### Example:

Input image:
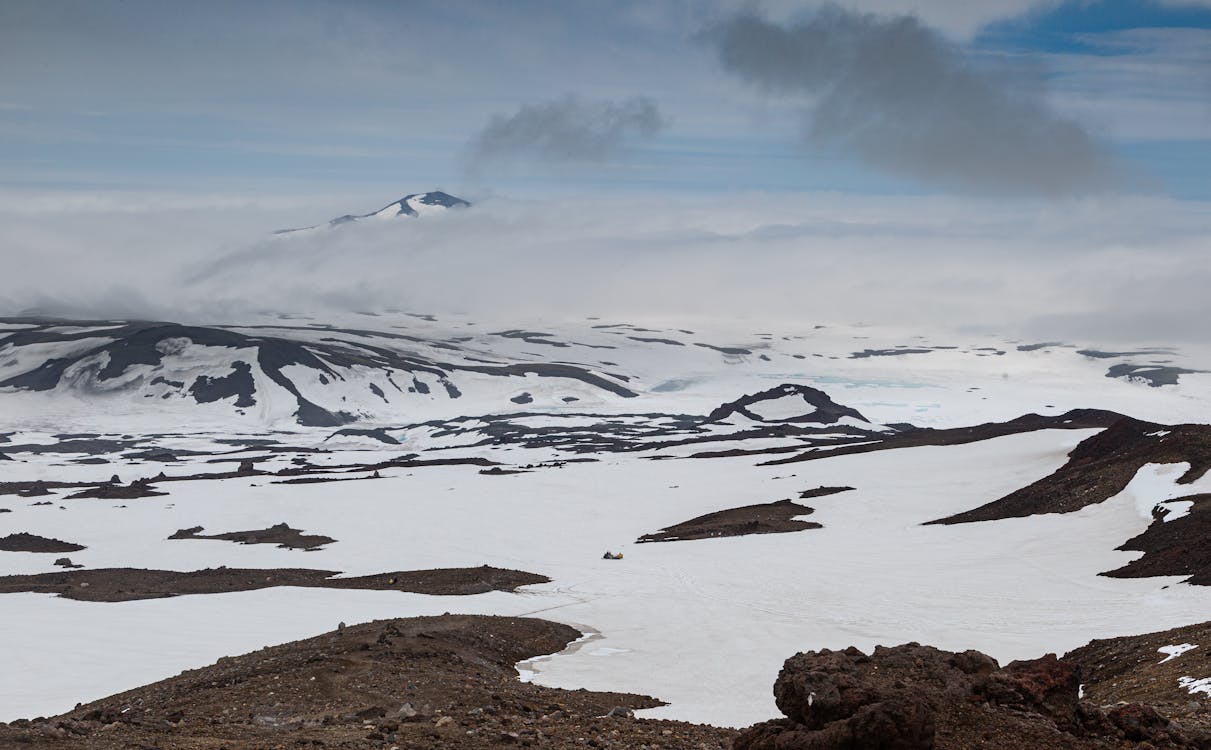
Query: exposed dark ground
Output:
[[168, 522, 336, 550], [0, 565, 548, 602], [0, 532, 85, 553], [635, 487, 853, 543]]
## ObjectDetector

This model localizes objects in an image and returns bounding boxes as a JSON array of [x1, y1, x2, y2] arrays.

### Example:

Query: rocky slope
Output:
[[0, 615, 736, 749]]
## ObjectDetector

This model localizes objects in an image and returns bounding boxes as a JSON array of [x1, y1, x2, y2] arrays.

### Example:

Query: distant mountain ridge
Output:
[[276, 191, 471, 234]]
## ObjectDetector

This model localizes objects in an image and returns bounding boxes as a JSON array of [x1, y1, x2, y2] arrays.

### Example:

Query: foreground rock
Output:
[[736, 641, 1211, 749], [0, 565, 548, 602], [0, 614, 736, 749]]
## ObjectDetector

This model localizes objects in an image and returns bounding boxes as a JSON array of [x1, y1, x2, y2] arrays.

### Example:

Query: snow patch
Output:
[[1179, 676, 1211, 696], [516, 629, 599, 684], [1159, 644, 1197, 663]]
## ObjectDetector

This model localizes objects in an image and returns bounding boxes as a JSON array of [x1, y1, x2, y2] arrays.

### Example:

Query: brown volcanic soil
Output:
[[931, 417, 1211, 525], [737, 641, 1211, 750], [169, 522, 336, 550], [0, 565, 548, 602], [1102, 493, 1211, 584], [0, 532, 86, 553], [1067, 620, 1211, 723], [636, 498, 820, 543], [0, 615, 736, 750]]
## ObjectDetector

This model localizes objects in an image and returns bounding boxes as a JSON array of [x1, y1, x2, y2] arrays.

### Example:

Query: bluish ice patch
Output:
[[651, 378, 698, 393], [807, 375, 929, 390]]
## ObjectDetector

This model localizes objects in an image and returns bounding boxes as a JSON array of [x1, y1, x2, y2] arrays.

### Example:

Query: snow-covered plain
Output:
[[3, 315, 1211, 726]]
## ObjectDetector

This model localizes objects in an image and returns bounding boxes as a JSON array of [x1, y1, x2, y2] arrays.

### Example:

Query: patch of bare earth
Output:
[[168, 522, 336, 550], [0, 565, 548, 602], [0, 532, 85, 553], [637, 486, 851, 543]]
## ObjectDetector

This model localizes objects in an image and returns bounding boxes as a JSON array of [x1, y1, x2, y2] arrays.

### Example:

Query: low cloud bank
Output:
[[1, 190, 1208, 346]]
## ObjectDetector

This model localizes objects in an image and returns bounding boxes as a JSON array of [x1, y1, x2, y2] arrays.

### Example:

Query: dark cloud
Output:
[[707, 7, 1122, 194], [468, 94, 666, 169]]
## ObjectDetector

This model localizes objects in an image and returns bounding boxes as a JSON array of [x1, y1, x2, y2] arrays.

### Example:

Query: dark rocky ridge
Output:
[[0, 318, 639, 426], [766, 408, 1124, 466], [931, 417, 1211, 524], [706, 383, 870, 425]]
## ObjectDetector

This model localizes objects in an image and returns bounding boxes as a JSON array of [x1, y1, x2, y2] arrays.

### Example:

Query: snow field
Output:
[[6, 430, 1211, 725]]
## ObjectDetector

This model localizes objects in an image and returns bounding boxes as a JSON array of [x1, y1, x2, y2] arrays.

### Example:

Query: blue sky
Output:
[[1, 0, 1208, 201]]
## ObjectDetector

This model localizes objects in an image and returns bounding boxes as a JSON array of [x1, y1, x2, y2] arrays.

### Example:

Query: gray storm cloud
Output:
[[707, 8, 1121, 194], [468, 95, 666, 168]]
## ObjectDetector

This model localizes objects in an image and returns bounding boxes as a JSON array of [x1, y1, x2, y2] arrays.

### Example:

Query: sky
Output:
[[1, 0, 1209, 341]]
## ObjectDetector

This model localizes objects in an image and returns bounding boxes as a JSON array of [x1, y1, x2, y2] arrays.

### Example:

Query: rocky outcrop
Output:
[[706, 383, 871, 426], [736, 642, 1211, 750]]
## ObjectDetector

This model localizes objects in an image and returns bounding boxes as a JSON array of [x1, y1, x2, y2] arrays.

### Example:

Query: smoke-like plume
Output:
[[707, 8, 1121, 194], [468, 94, 666, 169]]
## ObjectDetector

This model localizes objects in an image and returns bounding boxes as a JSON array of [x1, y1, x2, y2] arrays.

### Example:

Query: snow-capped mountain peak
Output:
[[368, 191, 471, 219], [277, 191, 471, 234]]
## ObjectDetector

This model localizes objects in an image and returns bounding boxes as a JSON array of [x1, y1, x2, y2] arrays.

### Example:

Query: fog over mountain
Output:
[[3, 189, 1208, 344]]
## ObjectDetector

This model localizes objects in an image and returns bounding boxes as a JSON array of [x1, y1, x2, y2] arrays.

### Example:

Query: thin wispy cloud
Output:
[[467, 94, 667, 171], [706, 7, 1124, 194]]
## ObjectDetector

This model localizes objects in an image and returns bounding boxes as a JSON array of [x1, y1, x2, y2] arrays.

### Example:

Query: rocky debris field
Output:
[[0, 614, 737, 749]]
